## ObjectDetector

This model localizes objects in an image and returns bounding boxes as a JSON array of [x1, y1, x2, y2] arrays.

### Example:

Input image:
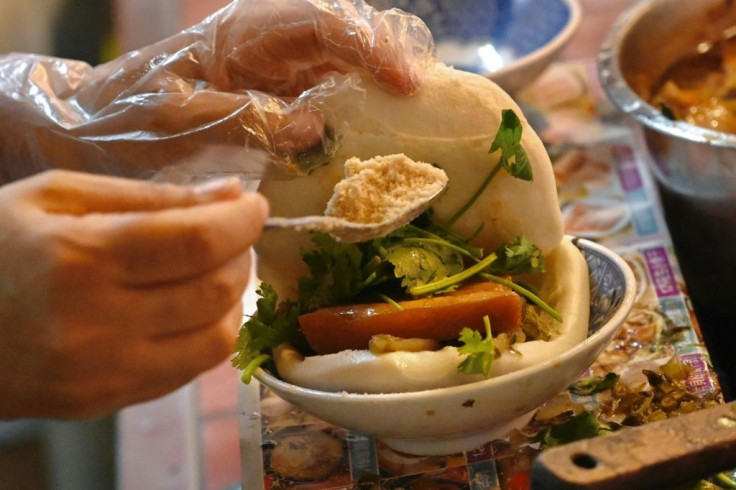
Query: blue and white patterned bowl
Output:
[[369, 0, 500, 41], [255, 238, 636, 455], [370, 0, 581, 93]]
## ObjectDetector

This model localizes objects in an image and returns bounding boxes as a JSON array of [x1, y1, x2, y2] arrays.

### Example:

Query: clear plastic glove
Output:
[[0, 0, 433, 184], [0, 170, 268, 419]]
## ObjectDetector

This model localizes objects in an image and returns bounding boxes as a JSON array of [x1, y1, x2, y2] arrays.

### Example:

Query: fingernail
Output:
[[194, 177, 242, 200]]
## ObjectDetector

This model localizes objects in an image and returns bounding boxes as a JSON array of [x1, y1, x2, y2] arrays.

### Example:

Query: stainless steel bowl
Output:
[[598, 0, 736, 198]]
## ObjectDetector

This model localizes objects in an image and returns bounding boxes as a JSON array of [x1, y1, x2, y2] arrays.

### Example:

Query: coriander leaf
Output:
[[298, 234, 385, 311], [407, 220, 485, 260], [445, 109, 532, 227], [534, 411, 614, 450], [457, 316, 494, 377], [232, 283, 302, 383], [383, 239, 464, 290], [569, 372, 620, 396], [488, 235, 545, 275], [490, 109, 533, 182]]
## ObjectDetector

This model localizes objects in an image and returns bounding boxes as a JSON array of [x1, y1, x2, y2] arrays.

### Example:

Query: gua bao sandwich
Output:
[[233, 63, 590, 393]]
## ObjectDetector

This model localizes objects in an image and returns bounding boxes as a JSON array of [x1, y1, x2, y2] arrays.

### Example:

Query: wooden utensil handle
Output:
[[532, 401, 736, 489]]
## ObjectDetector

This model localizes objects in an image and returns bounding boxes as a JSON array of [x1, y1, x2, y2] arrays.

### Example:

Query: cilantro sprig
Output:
[[407, 235, 560, 322], [232, 284, 302, 383], [457, 316, 495, 376], [446, 109, 533, 227], [492, 109, 533, 181]]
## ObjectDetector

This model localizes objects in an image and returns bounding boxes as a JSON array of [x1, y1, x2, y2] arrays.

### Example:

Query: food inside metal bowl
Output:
[[612, 0, 736, 107], [650, 26, 736, 133], [600, 0, 736, 142], [598, 0, 736, 309]]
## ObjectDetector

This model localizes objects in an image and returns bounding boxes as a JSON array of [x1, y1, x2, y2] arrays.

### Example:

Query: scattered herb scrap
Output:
[[534, 410, 614, 450], [569, 372, 620, 396]]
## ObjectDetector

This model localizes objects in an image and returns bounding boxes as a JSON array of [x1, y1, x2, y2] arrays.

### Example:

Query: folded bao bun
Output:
[[256, 62, 589, 393], [274, 237, 589, 393], [257, 62, 564, 299]]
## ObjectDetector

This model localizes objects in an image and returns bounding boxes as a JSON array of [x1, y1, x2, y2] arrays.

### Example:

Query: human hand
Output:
[[0, 0, 433, 183], [207, 0, 431, 96], [0, 170, 268, 419]]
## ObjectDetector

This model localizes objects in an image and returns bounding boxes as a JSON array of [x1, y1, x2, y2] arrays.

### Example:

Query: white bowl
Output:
[[255, 238, 636, 455]]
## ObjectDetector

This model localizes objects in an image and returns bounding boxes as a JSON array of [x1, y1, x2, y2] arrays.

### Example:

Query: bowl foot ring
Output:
[[378, 410, 536, 456]]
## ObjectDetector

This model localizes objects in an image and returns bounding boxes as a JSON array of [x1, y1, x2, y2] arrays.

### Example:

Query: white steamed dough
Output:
[[257, 62, 564, 300], [255, 62, 588, 394]]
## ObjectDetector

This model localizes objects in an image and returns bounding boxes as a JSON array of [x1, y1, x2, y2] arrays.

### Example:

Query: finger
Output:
[[268, 102, 326, 155], [131, 250, 252, 336], [363, 9, 432, 95], [56, 300, 244, 418], [26, 169, 244, 214], [317, 9, 423, 95], [91, 191, 268, 285], [220, 2, 428, 96], [74, 90, 326, 160], [136, 300, 243, 383], [47, 250, 252, 337]]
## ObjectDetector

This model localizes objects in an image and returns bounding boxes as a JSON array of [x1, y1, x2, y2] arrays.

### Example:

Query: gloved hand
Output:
[[0, 0, 433, 419], [0, 170, 268, 419], [0, 0, 433, 184]]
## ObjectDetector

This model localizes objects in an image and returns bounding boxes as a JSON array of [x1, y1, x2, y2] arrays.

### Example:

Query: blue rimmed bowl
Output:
[[369, 0, 581, 93]]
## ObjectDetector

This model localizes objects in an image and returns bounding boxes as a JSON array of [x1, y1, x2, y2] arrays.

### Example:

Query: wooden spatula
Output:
[[532, 400, 736, 489]]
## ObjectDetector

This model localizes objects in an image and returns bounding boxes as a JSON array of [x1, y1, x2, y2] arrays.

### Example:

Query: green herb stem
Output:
[[377, 293, 404, 310], [445, 162, 503, 227], [484, 315, 492, 337], [480, 272, 563, 323], [410, 252, 498, 296], [241, 354, 271, 384], [715, 473, 736, 489], [360, 271, 378, 289]]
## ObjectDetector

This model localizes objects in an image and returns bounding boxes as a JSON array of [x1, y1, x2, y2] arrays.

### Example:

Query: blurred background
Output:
[[0, 0, 636, 489]]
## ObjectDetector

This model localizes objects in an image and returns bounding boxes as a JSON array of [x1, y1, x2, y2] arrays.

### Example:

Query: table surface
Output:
[[116, 1, 734, 489]]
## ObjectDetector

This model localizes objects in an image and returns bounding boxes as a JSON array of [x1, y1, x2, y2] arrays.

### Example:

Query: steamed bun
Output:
[[257, 62, 564, 300]]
